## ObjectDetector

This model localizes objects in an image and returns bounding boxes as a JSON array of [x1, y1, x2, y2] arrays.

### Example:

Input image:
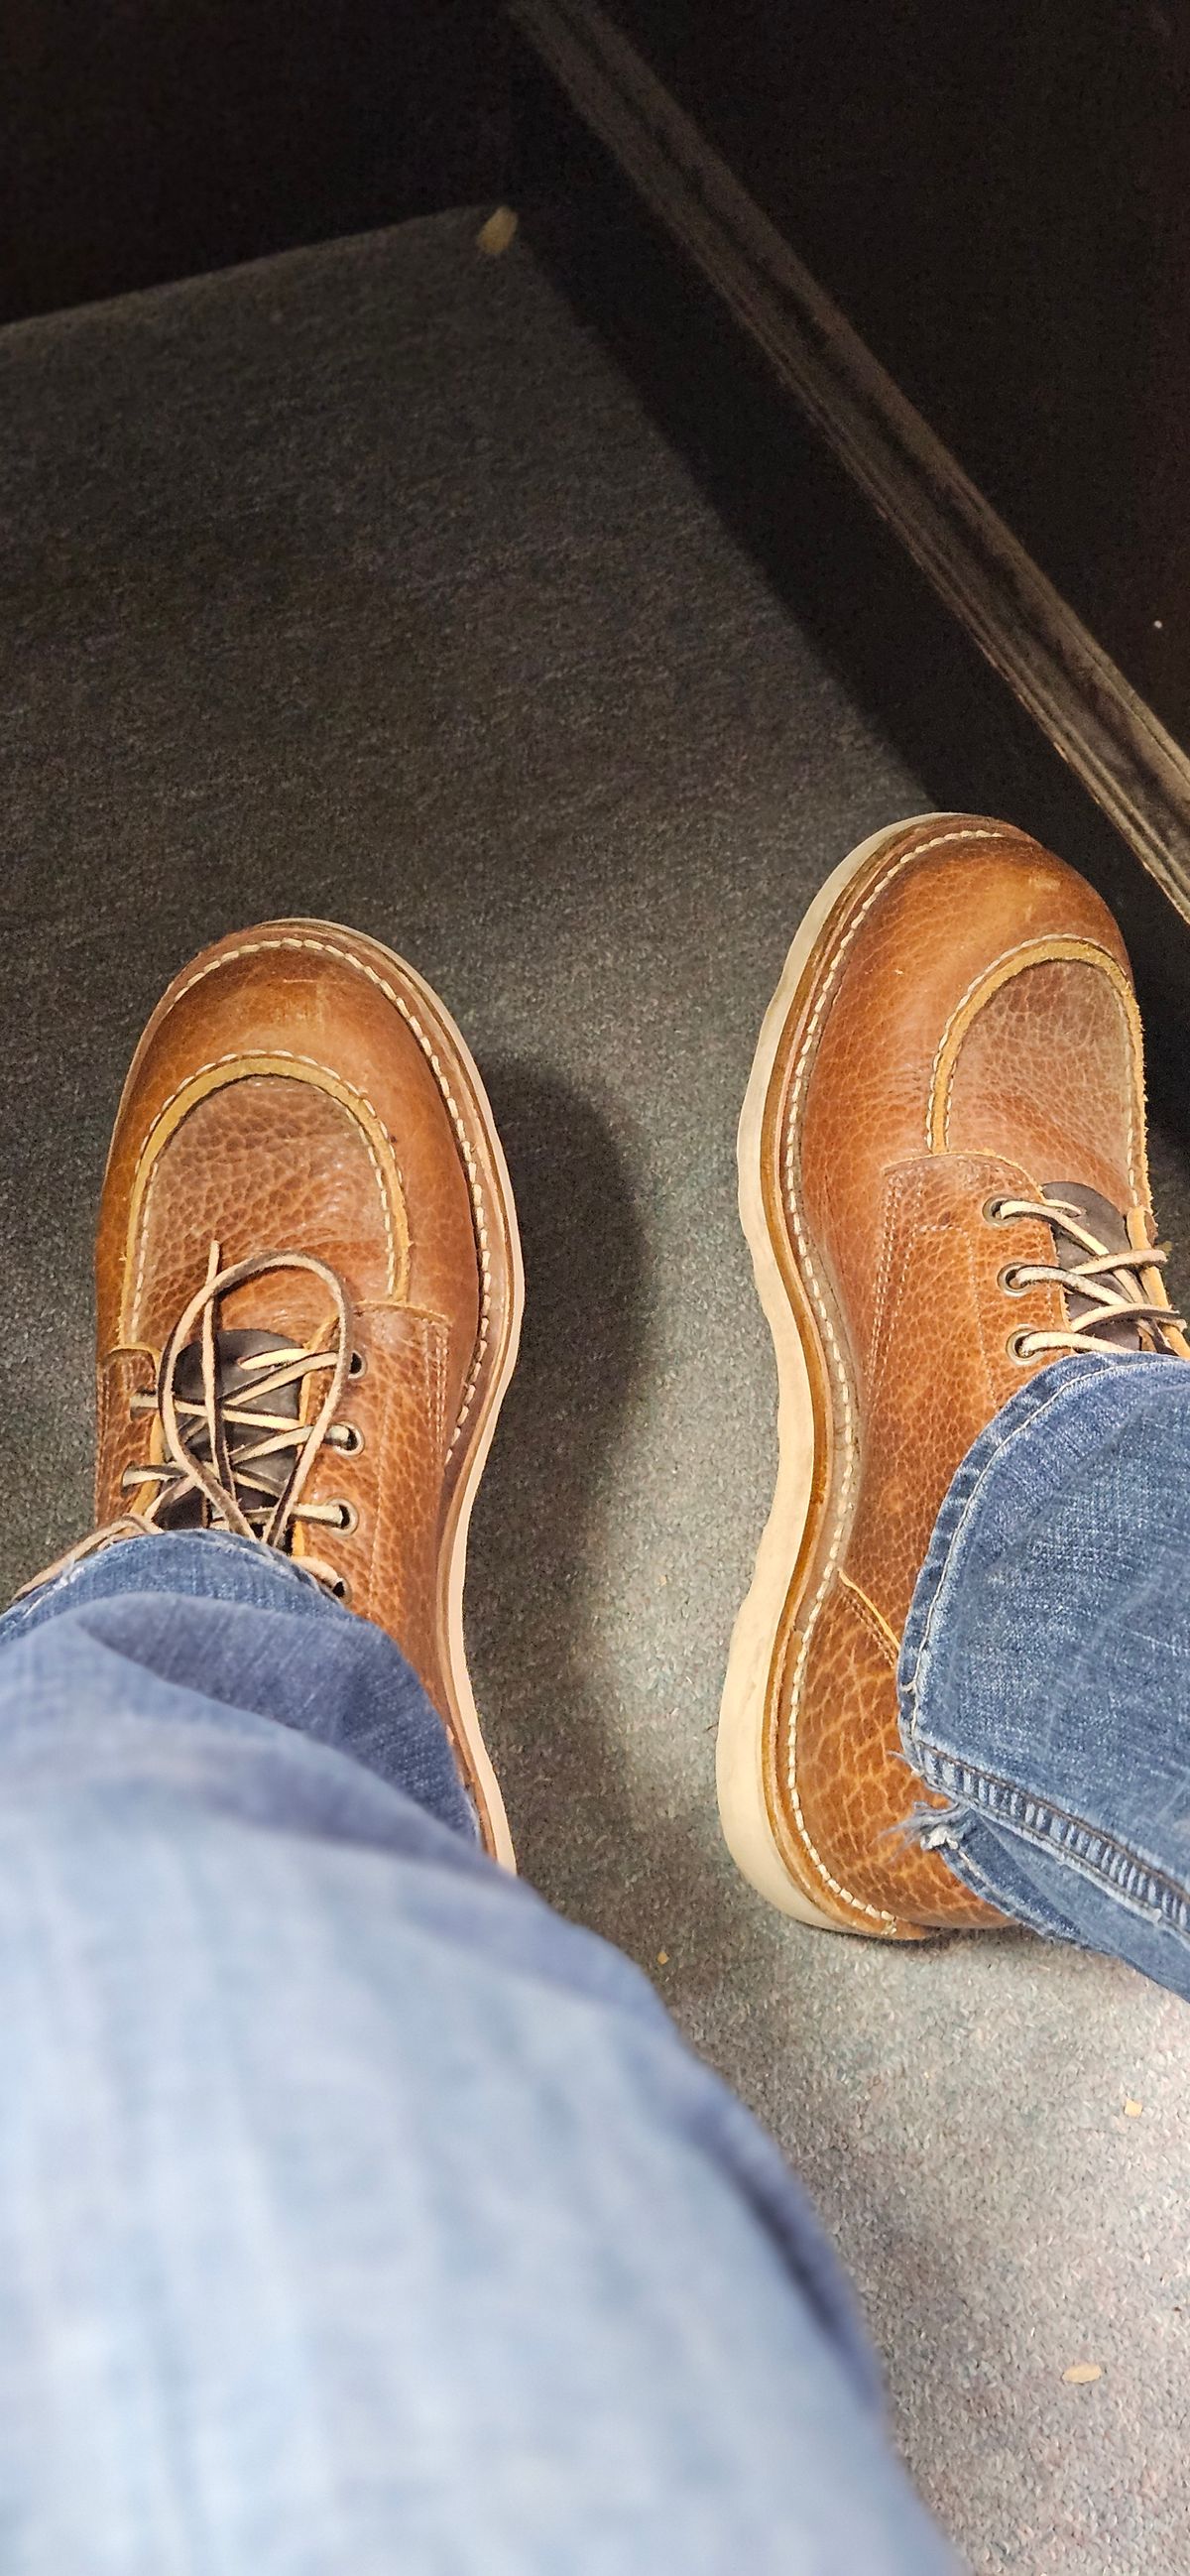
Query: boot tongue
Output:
[[1039, 1181, 1142, 1348], [159, 1327, 301, 1529]]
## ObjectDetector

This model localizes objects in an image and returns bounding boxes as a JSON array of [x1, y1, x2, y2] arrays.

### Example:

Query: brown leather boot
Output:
[[718, 814, 1188, 1939], [83, 919, 522, 1864]]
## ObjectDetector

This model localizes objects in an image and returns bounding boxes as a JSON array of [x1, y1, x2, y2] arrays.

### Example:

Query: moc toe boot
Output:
[[91, 919, 523, 1864], [718, 814, 1187, 1939]]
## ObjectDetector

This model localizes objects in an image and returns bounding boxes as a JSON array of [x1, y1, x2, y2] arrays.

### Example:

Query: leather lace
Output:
[[115, 1243, 357, 1583], [991, 1195, 1190, 1359]]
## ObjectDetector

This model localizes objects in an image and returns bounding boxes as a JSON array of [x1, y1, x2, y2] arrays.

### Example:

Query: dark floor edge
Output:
[[509, 0, 1190, 925]]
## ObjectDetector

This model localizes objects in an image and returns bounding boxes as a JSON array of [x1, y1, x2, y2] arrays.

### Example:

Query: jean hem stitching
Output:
[[914, 1746, 1190, 1935], [918, 1823, 1075, 1942]]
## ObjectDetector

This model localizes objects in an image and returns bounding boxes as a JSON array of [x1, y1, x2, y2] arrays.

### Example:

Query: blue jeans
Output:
[[0, 1348, 1186, 2571], [899, 1350, 1190, 1997], [0, 1535, 947, 2572]]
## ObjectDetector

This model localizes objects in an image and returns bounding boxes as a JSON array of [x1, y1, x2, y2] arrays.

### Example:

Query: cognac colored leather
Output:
[[719, 815, 1187, 1941], [93, 919, 523, 1864]]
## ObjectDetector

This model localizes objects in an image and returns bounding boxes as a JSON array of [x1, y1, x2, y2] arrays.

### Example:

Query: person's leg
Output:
[[899, 1348, 1190, 2000], [0, 1532, 951, 2573], [0, 918, 952, 2570]]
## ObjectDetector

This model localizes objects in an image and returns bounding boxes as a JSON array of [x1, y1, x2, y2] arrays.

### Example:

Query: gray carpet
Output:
[[3, 208, 1189, 2573]]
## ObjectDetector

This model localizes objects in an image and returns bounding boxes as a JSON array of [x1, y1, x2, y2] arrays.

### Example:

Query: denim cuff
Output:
[[898, 1351, 1190, 1998], [2, 1528, 336, 1649], [0, 1529, 480, 1845]]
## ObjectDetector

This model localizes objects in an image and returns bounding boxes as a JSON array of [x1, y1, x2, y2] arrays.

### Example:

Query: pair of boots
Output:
[[46, 813, 1186, 1940]]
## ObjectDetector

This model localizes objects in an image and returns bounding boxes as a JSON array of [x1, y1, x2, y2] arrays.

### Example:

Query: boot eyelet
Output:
[[984, 1196, 1010, 1224], [333, 1500, 359, 1534], [999, 1264, 1027, 1294], [329, 1573, 353, 1606], [340, 1422, 365, 1455], [1006, 1328, 1036, 1363], [348, 1350, 367, 1381]]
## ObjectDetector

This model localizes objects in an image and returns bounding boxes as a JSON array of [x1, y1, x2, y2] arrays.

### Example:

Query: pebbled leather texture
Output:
[[94, 921, 519, 1849], [763, 814, 1173, 1937]]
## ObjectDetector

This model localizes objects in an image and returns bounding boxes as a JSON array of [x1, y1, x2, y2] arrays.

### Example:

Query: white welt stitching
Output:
[[779, 823, 1006, 1927], [149, 937, 492, 1451], [129, 1049, 398, 1333]]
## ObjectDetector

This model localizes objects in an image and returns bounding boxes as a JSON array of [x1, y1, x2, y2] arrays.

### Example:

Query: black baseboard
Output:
[[509, 0, 1190, 1036]]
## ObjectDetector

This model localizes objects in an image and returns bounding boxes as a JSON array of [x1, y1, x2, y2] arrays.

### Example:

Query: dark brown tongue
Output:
[[157, 1328, 301, 1530], [1040, 1182, 1142, 1349]]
